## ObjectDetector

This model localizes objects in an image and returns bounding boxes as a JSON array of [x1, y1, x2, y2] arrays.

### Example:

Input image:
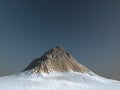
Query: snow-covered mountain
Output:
[[0, 46, 120, 90]]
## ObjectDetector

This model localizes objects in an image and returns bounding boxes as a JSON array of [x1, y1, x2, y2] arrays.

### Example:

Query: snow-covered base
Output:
[[0, 71, 120, 90]]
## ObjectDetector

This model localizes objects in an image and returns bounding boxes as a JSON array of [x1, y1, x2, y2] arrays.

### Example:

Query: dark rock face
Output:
[[23, 46, 90, 73]]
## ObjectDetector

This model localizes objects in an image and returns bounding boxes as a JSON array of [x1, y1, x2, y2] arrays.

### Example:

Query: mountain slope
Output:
[[23, 46, 90, 73], [0, 46, 120, 90], [0, 71, 120, 90]]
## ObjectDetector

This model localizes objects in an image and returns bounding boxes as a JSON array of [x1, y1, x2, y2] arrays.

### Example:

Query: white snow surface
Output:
[[0, 71, 120, 90]]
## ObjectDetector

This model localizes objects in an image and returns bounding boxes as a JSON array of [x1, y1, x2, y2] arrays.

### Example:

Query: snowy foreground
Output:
[[0, 71, 120, 90]]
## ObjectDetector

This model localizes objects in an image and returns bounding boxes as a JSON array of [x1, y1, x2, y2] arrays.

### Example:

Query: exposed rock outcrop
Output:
[[23, 46, 90, 73]]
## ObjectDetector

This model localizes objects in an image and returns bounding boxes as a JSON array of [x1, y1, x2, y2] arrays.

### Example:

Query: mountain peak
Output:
[[42, 45, 66, 59], [23, 46, 90, 74]]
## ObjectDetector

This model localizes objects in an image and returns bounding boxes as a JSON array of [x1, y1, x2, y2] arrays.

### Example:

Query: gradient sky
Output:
[[0, 0, 120, 80]]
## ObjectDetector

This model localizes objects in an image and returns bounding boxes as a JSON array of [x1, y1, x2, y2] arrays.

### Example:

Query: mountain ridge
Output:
[[23, 46, 90, 74]]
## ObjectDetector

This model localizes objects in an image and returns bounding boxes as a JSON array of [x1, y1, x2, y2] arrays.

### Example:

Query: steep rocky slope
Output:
[[23, 46, 90, 73]]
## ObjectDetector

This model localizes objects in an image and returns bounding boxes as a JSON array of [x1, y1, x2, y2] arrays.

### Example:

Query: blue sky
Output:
[[0, 0, 120, 80]]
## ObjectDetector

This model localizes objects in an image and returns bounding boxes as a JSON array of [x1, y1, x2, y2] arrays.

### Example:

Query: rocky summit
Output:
[[23, 46, 90, 73]]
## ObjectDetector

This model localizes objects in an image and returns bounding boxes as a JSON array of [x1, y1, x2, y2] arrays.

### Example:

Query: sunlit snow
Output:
[[0, 71, 120, 90]]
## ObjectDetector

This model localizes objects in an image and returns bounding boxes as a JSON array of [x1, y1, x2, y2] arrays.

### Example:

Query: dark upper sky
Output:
[[0, 0, 120, 80]]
